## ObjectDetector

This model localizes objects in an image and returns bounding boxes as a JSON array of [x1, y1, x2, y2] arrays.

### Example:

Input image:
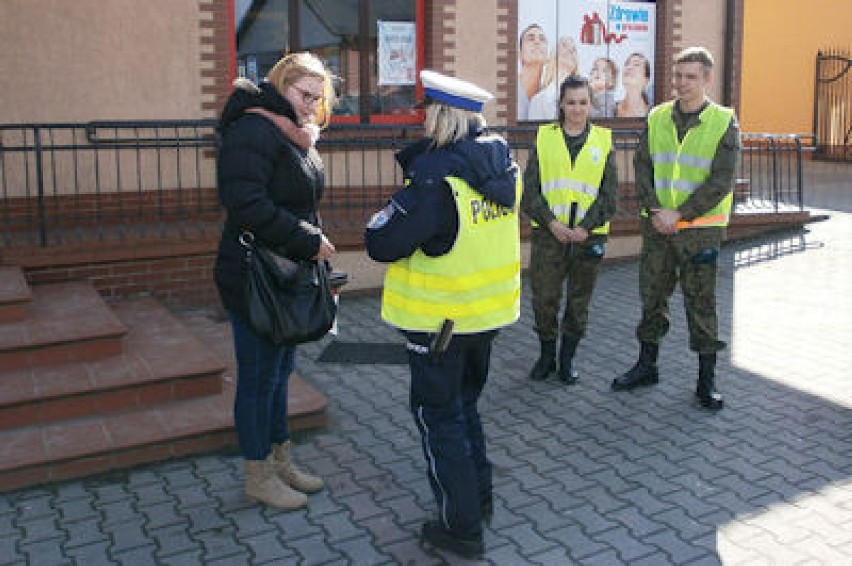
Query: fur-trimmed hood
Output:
[[218, 79, 298, 132]]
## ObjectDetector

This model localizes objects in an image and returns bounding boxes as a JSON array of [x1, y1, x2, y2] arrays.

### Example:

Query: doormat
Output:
[[317, 341, 408, 365]]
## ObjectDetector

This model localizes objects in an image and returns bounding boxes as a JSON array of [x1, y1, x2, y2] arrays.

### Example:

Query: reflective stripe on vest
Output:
[[647, 101, 734, 229], [381, 175, 521, 334], [535, 123, 612, 235]]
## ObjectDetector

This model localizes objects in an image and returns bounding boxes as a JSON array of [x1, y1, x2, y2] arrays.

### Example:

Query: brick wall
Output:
[[496, 1, 514, 124], [24, 248, 220, 311], [199, 0, 233, 119], [425, 0, 455, 73]]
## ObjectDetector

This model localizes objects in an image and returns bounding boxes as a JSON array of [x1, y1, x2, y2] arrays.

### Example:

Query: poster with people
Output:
[[517, 0, 656, 121]]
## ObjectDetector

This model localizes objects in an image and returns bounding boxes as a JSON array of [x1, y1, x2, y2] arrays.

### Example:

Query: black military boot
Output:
[[529, 340, 556, 381], [611, 342, 659, 391], [696, 353, 724, 410], [557, 337, 580, 384]]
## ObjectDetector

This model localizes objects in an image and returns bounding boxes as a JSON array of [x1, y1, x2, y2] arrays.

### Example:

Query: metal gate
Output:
[[814, 48, 852, 161]]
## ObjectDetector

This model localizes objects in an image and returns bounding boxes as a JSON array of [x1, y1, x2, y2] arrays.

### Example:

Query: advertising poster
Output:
[[377, 20, 416, 86], [517, 0, 656, 121]]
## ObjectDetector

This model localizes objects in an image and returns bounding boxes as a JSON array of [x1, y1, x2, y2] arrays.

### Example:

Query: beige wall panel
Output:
[[0, 0, 202, 123], [451, 0, 501, 124], [678, 0, 726, 104], [742, 0, 852, 134]]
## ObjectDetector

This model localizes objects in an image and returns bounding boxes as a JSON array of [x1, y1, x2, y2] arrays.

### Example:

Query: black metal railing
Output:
[[0, 121, 221, 247], [0, 121, 805, 248], [814, 49, 852, 161], [737, 133, 805, 214]]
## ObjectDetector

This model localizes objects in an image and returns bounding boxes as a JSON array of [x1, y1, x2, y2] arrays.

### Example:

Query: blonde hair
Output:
[[424, 104, 486, 148], [266, 52, 336, 128]]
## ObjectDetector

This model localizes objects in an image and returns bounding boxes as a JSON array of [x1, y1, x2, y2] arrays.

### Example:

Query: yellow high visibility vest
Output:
[[647, 101, 735, 229], [381, 175, 521, 334], [534, 123, 612, 235]]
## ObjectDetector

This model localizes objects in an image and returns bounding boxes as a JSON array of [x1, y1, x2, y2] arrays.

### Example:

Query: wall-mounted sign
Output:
[[517, 1, 656, 121], [377, 20, 416, 86]]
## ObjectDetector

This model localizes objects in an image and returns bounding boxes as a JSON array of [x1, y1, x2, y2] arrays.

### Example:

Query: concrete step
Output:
[[0, 266, 31, 324], [0, 281, 127, 371], [0, 371, 326, 491], [0, 298, 227, 430]]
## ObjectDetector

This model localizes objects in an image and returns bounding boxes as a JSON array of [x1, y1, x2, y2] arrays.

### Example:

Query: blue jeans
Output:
[[229, 311, 296, 461]]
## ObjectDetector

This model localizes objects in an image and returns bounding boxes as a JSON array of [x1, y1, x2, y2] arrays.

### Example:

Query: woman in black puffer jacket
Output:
[[215, 52, 335, 511]]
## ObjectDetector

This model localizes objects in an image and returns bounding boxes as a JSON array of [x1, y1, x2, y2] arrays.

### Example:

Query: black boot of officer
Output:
[[529, 340, 556, 381], [421, 521, 484, 560], [481, 492, 494, 525], [611, 342, 659, 390], [557, 336, 579, 384], [696, 353, 724, 410]]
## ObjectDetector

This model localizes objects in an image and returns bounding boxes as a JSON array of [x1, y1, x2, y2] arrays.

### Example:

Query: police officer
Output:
[[612, 46, 741, 411], [522, 75, 618, 384], [365, 70, 521, 560]]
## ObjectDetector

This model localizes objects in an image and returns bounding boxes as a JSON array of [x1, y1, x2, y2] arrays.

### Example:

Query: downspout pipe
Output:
[[723, 0, 736, 108]]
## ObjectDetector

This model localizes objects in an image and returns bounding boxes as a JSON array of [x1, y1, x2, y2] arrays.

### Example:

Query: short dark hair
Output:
[[557, 75, 591, 124], [675, 46, 714, 75], [559, 74, 591, 97]]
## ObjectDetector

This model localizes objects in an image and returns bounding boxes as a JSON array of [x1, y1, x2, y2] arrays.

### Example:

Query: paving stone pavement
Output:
[[2, 162, 851, 565]]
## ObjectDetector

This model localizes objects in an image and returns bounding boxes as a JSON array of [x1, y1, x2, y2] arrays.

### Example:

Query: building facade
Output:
[[0, 0, 743, 128], [740, 0, 852, 136], [5, 1, 819, 309]]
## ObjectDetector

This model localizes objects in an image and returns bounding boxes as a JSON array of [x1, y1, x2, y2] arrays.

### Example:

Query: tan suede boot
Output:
[[244, 458, 308, 510], [271, 441, 324, 493]]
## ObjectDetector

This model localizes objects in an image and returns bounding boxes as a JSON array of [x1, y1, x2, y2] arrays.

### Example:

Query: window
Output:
[[234, 0, 423, 124]]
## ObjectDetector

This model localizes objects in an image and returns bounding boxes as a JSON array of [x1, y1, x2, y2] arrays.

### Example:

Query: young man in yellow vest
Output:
[[365, 70, 521, 559], [612, 46, 741, 410], [522, 75, 618, 385]]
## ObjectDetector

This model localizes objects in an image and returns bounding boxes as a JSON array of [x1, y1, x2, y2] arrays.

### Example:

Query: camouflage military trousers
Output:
[[529, 228, 604, 342], [635, 219, 726, 353]]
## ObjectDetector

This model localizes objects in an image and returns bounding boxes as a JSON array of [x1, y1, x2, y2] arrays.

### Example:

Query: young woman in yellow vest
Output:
[[365, 70, 521, 560], [611, 46, 740, 411], [521, 75, 618, 385]]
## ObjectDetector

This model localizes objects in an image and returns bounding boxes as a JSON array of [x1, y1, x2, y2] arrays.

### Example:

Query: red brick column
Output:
[[199, 0, 234, 119]]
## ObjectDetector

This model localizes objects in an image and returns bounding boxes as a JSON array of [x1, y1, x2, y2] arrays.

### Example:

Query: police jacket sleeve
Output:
[[364, 184, 445, 263], [217, 119, 320, 259], [521, 146, 558, 227], [678, 118, 741, 221]]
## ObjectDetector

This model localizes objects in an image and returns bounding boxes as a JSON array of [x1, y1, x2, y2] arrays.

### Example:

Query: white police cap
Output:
[[419, 70, 494, 112]]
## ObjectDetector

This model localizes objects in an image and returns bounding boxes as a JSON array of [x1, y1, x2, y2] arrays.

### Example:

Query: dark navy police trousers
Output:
[[404, 328, 498, 537]]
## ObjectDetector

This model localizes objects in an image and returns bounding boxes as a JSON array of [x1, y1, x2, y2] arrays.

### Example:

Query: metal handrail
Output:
[[0, 121, 806, 248]]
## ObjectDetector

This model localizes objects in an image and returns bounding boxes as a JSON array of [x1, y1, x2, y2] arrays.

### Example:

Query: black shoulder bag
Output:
[[239, 230, 336, 345]]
